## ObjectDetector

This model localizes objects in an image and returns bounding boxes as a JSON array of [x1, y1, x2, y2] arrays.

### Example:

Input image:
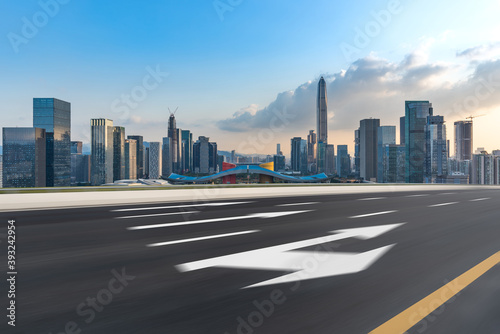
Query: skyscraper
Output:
[[382, 144, 405, 183], [2, 127, 46, 188], [33, 98, 71, 187], [377, 126, 396, 182], [454, 120, 473, 161], [91, 118, 114, 186], [148, 142, 162, 179], [70, 141, 90, 185], [317, 77, 328, 172], [291, 137, 307, 174], [162, 137, 172, 176], [307, 130, 317, 173], [405, 101, 433, 183], [124, 139, 137, 179], [325, 144, 335, 175], [113, 126, 126, 181], [127, 135, 144, 178], [471, 151, 495, 184], [193, 136, 217, 174], [168, 113, 180, 172], [354, 129, 360, 179], [181, 130, 193, 173], [71, 141, 82, 154], [359, 118, 380, 181], [425, 115, 448, 183], [400, 116, 406, 145], [336, 145, 351, 178]]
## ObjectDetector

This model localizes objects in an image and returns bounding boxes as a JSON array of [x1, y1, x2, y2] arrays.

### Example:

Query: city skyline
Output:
[[1, 1, 500, 155]]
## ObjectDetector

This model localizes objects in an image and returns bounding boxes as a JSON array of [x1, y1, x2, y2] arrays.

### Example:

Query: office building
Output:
[[359, 118, 380, 181], [354, 129, 360, 178], [336, 145, 351, 178], [144, 144, 150, 178], [148, 142, 162, 179], [400, 116, 405, 145], [307, 130, 317, 173], [162, 137, 172, 177], [405, 101, 433, 183], [291, 137, 307, 174], [277, 144, 281, 156], [382, 144, 405, 183], [425, 116, 448, 183], [377, 126, 396, 182], [181, 130, 193, 173], [454, 120, 473, 161], [317, 77, 328, 172], [2, 127, 46, 188], [274, 154, 285, 172], [71, 154, 90, 185], [124, 139, 137, 179], [33, 98, 71, 187], [91, 118, 114, 186], [113, 126, 126, 181], [471, 151, 494, 184], [325, 144, 335, 175], [0, 155, 2, 188], [127, 135, 144, 178], [193, 136, 218, 174]]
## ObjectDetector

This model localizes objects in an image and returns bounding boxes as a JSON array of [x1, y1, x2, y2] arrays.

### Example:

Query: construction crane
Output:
[[466, 114, 485, 122], [168, 107, 178, 116]]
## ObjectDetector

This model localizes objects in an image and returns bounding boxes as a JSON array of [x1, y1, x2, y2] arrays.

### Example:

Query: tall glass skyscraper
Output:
[[33, 98, 71, 187], [405, 101, 433, 183], [359, 118, 380, 181], [317, 77, 328, 173], [377, 126, 396, 182], [113, 126, 126, 181], [2, 127, 46, 188], [336, 145, 350, 178], [454, 120, 473, 161], [181, 129, 192, 173], [127, 135, 144, 178], [425, 115, 448, 183], [91, 119, 114, 185]]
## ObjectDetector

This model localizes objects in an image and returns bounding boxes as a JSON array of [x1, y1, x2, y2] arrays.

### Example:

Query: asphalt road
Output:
[[1, 187, 500, 333]]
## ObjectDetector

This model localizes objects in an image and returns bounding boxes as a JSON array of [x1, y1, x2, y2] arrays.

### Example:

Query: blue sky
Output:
[[1, 0, 500, 155]]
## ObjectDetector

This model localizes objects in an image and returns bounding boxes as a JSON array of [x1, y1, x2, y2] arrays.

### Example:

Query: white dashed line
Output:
[[147, 230, 259, 247], [276, 202, 319, 207], [357, 197, 387, 201], [428, 202, 458, 207], [349, 210, 397, 219], [111, 201, 253, 212], [115, 211, 199, 219], [405, 194, 429, 198], [469, 198, 491, 202]]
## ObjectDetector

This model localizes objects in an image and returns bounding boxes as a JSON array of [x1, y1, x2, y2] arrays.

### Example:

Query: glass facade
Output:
[[181, 130, 193, 173], [336, 145, 351, 178], [91, 119, 114, 185], [405, 101, 433, 183], [377, 126, 396, 182], [125, 139, 137, 179], [127, 135, 144, 178], [113, 126, 126, 181], [33, 98, 71, 187], [425, 116, 447, 183], [454, 120, 473, 161], [359, 118, 380, 181], [3, 127, 46, 188], [382, 144, 405, 183]]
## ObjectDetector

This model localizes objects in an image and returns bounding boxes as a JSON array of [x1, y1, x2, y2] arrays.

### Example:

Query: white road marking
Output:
[[349, 210, 397, 219], [147, 230, 259, 247], [111, 201, 253, 212], [127, 210, 313, 230], [176, 223, 405, 288], [276, 202, 319, 207], [469, 198, 491, 202], [439, 192, 456, 195], [405, 194, 429, 197], [357, 197, 386, 201], [115, 211, 199, 219], [428, 202, 458, 207]]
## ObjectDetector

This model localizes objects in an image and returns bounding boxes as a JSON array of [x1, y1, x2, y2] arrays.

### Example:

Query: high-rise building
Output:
[[168, 113, 180, 173], [425, 115, 448, 183], [0, 155, 2, 188], [193, 136, 217, 174], [127, 135, 144, 178], [144, 143, 150, 178], [359, 118, 380, 181], [113, 126, 126, 181], [91, 118, 114, 186], [382, 144, 405, 183], [291, 137, 307, 174], [325, 144, 335, 175], [336, 145, 351, 178], [377, 126, 396, 182], [277, 144, 281, 156], [405, 101, 433, 183], [317, 77, 328, 172], [162, 137, 172, 176], [454, 120, 473, 161], [354, 129, 360, 178], [124, 139, 137, 179], [273, 154, 285, 171], [2, 127, 46, 188], [33, 98, 71, 187], [307, 130, 317, 173], [230, 150, 236, 164], [70, 154, 90, 185], [471, 151, 495, 184], [148, 142, 162, 179], [181, 130, 193, 173]]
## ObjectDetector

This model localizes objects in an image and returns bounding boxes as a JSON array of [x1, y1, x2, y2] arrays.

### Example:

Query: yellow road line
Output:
[[370, 251, 500, 334]]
